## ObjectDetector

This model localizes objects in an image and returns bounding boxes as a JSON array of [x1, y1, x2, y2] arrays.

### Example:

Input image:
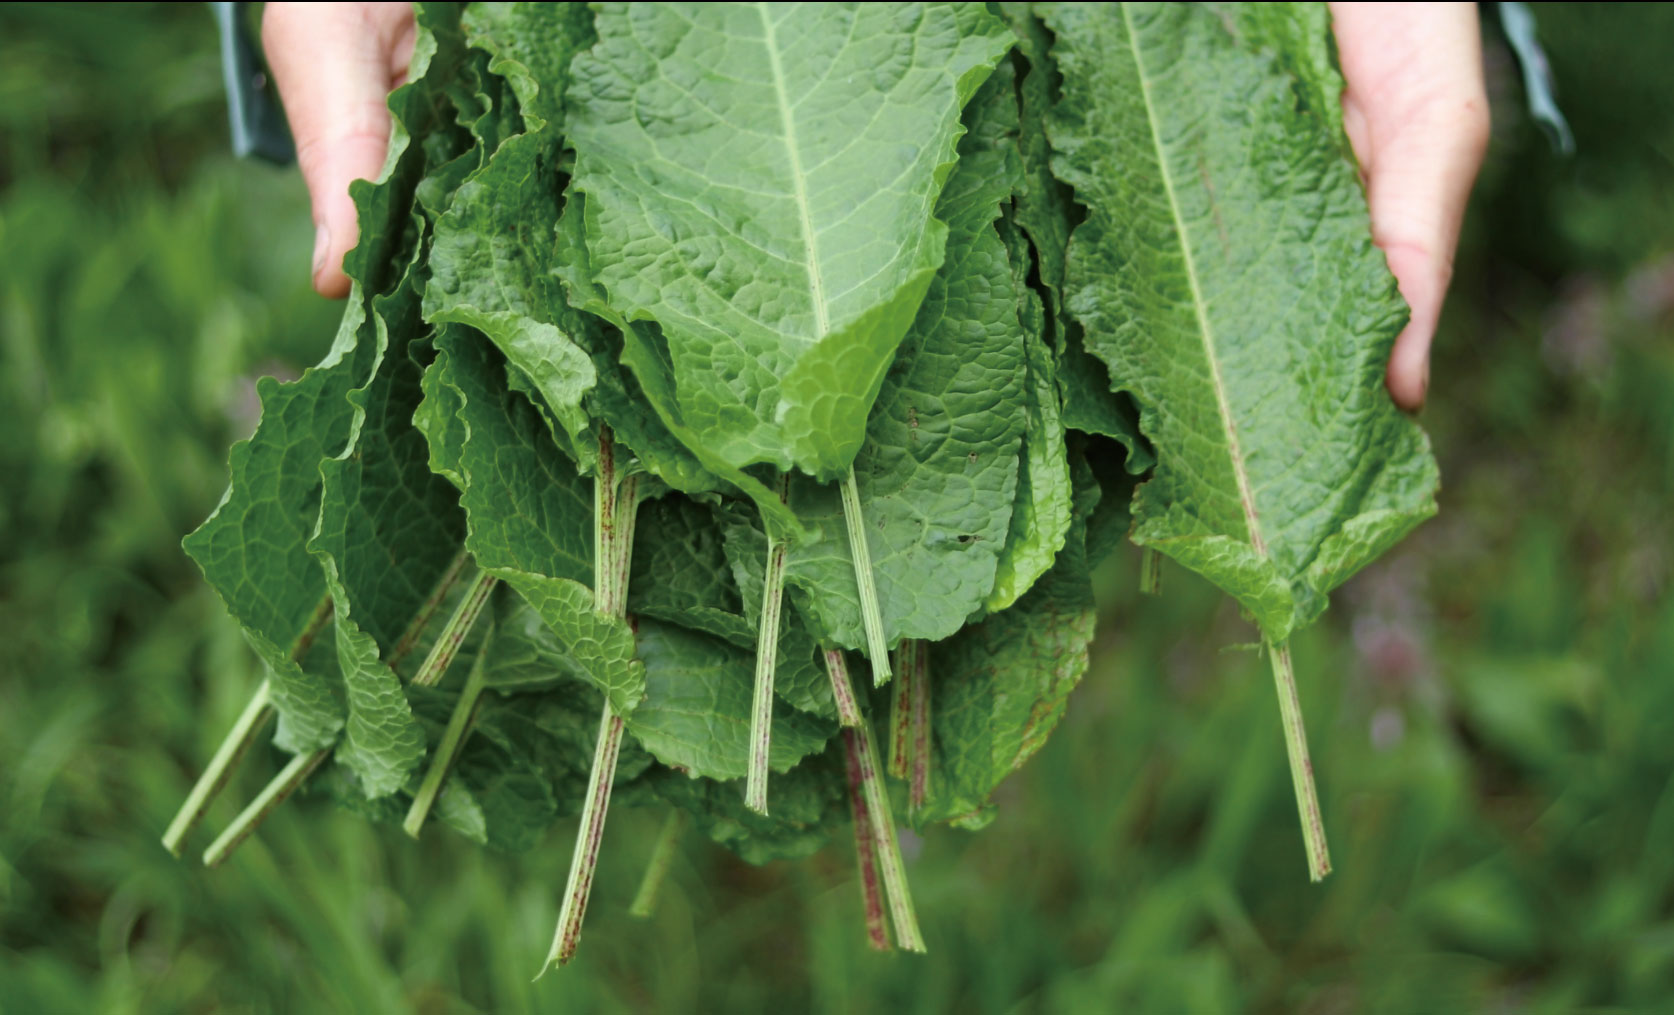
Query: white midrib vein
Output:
[[1121, 2, 1268, 558], [758, 3, 831, 337]]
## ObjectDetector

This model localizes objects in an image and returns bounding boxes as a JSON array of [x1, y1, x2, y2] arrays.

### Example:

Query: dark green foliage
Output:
[[146, 0, 1447, 977], [7, 2, 1674, 1011]]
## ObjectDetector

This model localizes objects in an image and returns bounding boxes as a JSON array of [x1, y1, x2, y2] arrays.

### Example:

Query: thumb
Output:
[[262, 3, 415, 299], [1331, 2, 1490, 410]]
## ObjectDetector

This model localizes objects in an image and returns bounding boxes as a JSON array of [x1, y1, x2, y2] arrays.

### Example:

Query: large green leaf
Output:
[[999, 4, 1154, 473], [416, 327, 644, 714], [310, 264, 466, 799], [423, 5, 602, 462], [181, 318, 363, 752], [1043, 1, 1438, 642], [433, 3, 732, 497], [180, 3, 478, 753], [772, 65, 1026, 648], [566, 2, 1013, 480], [553, 195, 796, 526], [985, 209, 1073, 614], [914, 453, 1100, 828], [623, 619, 834, 781]]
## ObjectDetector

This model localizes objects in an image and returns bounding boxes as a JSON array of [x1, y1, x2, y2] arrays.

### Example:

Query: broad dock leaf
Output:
[[417, 328, 644, 714], [624, 619, 834, 781], [915, 455, 1099, 828], [181, 323, 363, 752], [1044, 1, 1438, 642], [566, 2, 1013, 479], [310, 268, 464, 799], [774, 66, 1027, 648]]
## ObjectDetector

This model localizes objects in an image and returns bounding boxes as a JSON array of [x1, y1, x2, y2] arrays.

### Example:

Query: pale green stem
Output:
[[162, 594, 332, 856], [1140, 547, 1162, 596], [409, 568, 498, 689], [403, 640, 489, 839], [746, 474, 792, 814], [823, 651, 924, 951], [628, 810, 686, 919], [887, 642, 912, 779], [841, 725, 891, 951], [389, 547, 471, 669], [593, 427, 618, 613], [543, 704, 625, 973], [162, 680, 273, 856], [202, 746, 330, 868], [825, 648, 863, 728], [541, 428, 641, 974], [189, 556, 484, 865], [1268, 641, 1331, 881], [839, 466, 892, 684], [907, 640, 930, 815]]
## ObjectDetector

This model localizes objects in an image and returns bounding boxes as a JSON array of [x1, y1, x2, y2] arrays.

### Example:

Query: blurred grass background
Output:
[[4, 3, 1674, 1012]]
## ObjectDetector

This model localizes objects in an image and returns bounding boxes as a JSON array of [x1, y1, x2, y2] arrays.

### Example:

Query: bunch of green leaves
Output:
[[166, 1, 1436, 968]]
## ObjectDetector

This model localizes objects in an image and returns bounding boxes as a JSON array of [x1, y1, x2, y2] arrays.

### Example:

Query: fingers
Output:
[[1330, 3, 1490, 410], [262, 3, 416, 298]]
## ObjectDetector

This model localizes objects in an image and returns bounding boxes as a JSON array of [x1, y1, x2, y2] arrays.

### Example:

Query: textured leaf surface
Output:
[[1044, 1, 1438, 641], [461, 1, 595, 129], [181, 322, 363, 751], [424, 120, 596, 458], [628, 495, 749, 643], [623, 619, 834, 781], [435, 1, 713, 493], [985, 210, 1073, 613], [311, 269, 463, 798], [915, 458, 1099, 828], [1001, 4, 1154, 473], [567, 2, 1013, 478], [417, 327, 645, 714], [180, 4, 478, 751], [628, 494, 831, 720], [774, 67, 1025, 648]]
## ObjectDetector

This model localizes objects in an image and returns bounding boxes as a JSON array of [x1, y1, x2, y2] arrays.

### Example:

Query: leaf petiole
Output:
[[202, 746, 330, 868], [161, 594, 333, 855], [887, 642, 912, 779], [906, 640, 931, 815], [544, 703, 626, 972], [389, 547, 472, 670], [825, 648, 863, 728], [402, 631, 490, 839], [824, 650, 924, 951], [409, 567, 498, 689], [162, 679, 273, 856], [839, 466, 892, 684], [628, 809, 686, 919], [745, 473, 792, 814], [195, 554, 490, 865], [542, 428, 642, 973], [841, 722, 891, 951], [1140, 547, 1162, 596], [1267, 640, 1331, 881]]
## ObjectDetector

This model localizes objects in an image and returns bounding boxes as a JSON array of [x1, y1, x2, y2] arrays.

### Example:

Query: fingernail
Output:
[[312, 224, 330, 276]]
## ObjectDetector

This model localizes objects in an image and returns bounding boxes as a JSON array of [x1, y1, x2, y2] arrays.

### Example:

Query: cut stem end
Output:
[[1267, 641, 1331, 881]]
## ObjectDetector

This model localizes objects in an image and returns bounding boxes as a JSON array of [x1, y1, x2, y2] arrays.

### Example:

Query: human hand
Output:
[[1330, 2, 1490, 411], [262, 2, 416, 299]]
